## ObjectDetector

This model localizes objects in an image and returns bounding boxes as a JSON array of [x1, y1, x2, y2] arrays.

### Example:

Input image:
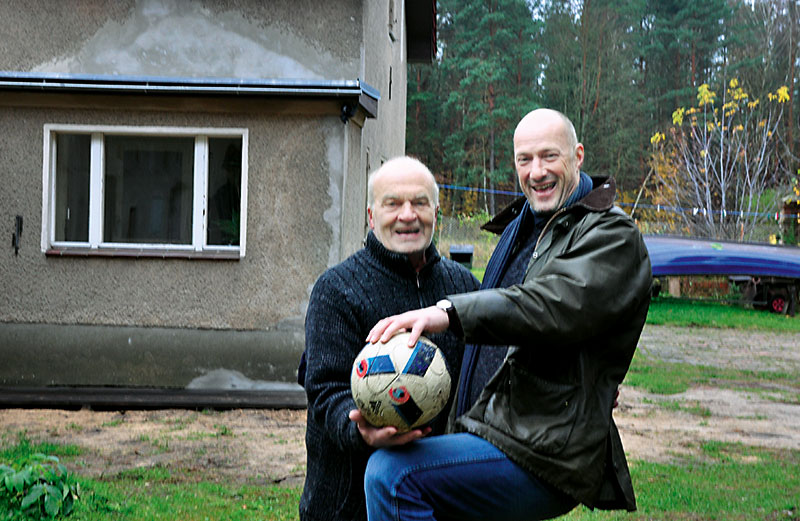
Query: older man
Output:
[[364, 109, 652, 520], [299, 156, 479, 521]]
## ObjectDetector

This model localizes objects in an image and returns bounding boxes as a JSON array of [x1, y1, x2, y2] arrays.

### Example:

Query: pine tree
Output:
[[437, 0, 541, 214], [640, 0, 734, 122], [539, 0, 650, 188]]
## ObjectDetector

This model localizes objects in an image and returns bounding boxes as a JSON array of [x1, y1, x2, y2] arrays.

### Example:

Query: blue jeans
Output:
[[364, 433, 578, 521]]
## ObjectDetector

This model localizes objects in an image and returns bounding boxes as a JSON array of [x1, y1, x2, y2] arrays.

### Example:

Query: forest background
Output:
[[408, 0, 800, 251]]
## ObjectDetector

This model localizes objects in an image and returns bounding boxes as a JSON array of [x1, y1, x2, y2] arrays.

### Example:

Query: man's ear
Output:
[[367, 207, 375, 229], [574, 143, 585, 170]]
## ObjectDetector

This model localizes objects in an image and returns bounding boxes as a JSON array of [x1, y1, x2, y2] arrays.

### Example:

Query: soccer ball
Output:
[[351, 333, 451, 432]]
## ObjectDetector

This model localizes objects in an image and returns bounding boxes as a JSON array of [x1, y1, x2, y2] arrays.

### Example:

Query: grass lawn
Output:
[[560, 442, 800, 521], [2, 298, 798, 520], [647, 296, 800, 332], [77, 474, 301, 521]]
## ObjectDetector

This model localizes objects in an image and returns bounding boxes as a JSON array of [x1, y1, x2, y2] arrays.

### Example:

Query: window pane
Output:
[[104, 136, 194, 244], [54, 134, 90, 242], [207, 138, 242, 246]]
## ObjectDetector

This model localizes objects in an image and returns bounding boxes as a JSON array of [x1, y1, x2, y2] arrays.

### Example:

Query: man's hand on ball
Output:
[[366, 306, 449, 347], [348, 409, 431, 447]]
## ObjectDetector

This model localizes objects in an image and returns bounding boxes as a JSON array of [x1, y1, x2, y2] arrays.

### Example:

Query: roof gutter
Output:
[[0, 71, 380, 120]]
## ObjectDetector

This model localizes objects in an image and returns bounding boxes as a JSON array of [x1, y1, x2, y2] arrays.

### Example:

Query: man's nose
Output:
[[398, 202, 416, 220], [529, 157, 546, 179]]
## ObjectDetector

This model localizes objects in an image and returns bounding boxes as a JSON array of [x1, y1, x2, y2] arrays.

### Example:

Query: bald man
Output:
[[363, 109, 652, 520], [299, 156, 479, 521]]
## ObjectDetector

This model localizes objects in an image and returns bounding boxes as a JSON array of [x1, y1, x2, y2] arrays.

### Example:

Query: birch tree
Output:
[[648, 79, 790, 240]]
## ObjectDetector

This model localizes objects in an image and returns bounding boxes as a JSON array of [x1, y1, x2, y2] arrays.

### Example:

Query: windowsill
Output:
[[45, 247, 241, 260]]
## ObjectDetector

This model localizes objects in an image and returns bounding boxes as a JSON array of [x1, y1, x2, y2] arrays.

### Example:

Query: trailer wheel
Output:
[[769, 293, 787, 314]]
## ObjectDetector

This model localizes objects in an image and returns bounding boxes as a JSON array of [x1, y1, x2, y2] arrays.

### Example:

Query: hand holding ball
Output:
[[351, 333, 451, 432]]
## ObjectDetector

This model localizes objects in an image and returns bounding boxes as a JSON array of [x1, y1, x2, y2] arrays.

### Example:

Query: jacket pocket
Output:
[[482, 359, 579, 455]]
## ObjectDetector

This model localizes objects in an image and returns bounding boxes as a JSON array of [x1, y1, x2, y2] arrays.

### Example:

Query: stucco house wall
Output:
[[0, 0, 433, 407]]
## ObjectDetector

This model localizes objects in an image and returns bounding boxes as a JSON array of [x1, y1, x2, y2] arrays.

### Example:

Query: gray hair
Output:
[[366, 156, 439, 209]]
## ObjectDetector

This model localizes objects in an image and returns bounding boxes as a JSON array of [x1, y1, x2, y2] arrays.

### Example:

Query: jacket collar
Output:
[[364, 230, 441, 275], [481, 175, 616, 235], [575, 176, 616, 212]]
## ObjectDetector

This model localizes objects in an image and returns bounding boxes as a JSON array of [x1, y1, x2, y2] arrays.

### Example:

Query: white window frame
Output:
[[41, 124, 248, 258]]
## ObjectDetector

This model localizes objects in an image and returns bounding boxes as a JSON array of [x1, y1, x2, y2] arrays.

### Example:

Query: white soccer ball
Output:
[[351, 333, 451, 432]]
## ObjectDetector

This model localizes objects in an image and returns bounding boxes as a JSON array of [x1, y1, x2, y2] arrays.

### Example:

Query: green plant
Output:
[[0, 454, 81, 519], [214, 424, 233, 437]]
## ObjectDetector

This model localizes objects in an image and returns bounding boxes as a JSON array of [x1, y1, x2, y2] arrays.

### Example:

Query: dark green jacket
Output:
[[448, 177, 651, 510]]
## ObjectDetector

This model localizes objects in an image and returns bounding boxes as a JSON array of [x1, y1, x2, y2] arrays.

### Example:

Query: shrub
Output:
[[0, 454, 80, 519]]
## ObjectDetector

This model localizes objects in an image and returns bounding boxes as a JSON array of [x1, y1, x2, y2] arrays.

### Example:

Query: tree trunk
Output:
[[580, 0, 592, 133], [415, 68, 421, 130], [489, 126, 496, 215], [592, 31, 604, 116], [788, 0, 797, 170]]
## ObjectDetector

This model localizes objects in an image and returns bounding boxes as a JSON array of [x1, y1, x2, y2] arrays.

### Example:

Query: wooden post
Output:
[[668, 277, 681, 297]]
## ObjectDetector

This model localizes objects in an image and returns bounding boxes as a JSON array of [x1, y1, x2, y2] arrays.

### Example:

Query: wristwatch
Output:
[[436, 298, 463, 336], [436, 298, 452, 312]]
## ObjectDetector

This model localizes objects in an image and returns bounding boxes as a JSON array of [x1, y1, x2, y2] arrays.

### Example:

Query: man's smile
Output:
[[533, 182, 556, 192]]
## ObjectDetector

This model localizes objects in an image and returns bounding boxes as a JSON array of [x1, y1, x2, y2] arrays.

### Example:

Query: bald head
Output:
[[514, 109, 578, 152]]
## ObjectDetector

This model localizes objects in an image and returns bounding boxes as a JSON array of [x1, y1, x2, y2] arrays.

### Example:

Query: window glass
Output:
[[207, 138, 242, 246], [104, 136, 194, 244], [45, 126, 246, 257], [54, 134, 91, 242]]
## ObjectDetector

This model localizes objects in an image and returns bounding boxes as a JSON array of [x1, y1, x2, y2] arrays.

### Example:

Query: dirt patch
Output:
[[1, 324, 799, 484], [0, 408, 307, 487], [618, 324, 800, 462]]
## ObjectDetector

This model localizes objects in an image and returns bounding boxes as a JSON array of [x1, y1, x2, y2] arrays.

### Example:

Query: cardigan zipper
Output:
[[415, 273, 426, 308]]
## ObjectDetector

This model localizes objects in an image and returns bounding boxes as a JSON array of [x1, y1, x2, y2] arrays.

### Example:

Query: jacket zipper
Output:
[[532, 207, 570, 260]]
